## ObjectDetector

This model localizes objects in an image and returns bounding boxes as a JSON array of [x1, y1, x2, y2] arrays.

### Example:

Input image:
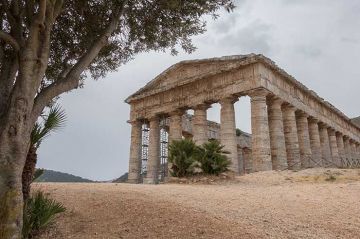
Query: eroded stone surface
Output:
[[126, 54, 360, 183]]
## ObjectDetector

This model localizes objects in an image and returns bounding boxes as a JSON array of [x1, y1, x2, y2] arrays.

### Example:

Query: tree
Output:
[[22, 105, 66, 202], [197, 139, 231, 175], [168, 139, 199, 177], [0, 0, 235, 237]]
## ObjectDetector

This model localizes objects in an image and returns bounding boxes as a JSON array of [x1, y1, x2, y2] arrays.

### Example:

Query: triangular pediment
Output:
[[125, 54, 260, 103]]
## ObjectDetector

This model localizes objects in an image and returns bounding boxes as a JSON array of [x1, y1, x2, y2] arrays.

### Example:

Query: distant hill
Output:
[[35, 169, 93, 183], [351, 117, 360, 128], [113, 172, 128, 183]]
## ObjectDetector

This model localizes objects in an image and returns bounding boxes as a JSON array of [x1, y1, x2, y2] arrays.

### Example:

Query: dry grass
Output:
[[34, 168, 360, 239]]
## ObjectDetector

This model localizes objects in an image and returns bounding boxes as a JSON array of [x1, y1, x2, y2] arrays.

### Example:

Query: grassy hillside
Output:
[[113, 172, 128, 183], [35, 169, 93, 183]]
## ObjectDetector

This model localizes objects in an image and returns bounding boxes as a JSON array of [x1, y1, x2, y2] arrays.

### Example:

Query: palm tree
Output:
[[197, 139, 231, 175], [22, 105, 66, 201], [168, 139, 199, 177]]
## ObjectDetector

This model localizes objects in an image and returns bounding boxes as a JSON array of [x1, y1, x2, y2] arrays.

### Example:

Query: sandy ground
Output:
[[34, 168, 360, 239]]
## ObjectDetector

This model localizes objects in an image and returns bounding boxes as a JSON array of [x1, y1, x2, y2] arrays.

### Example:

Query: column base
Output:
[[127, 179, 140, 184], [143, 177, 158, 184]]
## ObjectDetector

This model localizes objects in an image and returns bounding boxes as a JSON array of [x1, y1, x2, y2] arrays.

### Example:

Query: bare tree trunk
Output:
[[22, 146, 37, 202], [0, 132, 30, 239], [0, 84, 34, 239]]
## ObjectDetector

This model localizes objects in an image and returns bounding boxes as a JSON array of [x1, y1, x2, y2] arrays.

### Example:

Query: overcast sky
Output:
[[38, 0, 360, 181]]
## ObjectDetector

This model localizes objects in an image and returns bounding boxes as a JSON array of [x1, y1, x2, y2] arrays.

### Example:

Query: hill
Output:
[[112, 172, 128, 183], [35, 169, 93, 183]]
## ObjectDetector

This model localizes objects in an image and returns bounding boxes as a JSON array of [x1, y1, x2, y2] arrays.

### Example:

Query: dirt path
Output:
[[35, 168, 360, 239]]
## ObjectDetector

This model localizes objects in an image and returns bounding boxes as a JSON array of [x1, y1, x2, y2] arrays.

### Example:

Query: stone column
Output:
[[192, 104, 209, 145], [296, 111, 312, 169], [220, 97, 240, 173], [168, 110, 184, 176], [128, 120, 142, 183], [250, 89, 272, 172], [144, 116, 160, 184], [328, 128, 340, 167], [319, 123, 332, 167], [308, 118, 322, 167], [267, 97, 288, 170], [336, 132, 346, 168], [343, 136, 351, 168], [282, 104, 301, 170], [356, 143, 360, 168], [169, 110, 184, 142], [350, 140, 357, 167]]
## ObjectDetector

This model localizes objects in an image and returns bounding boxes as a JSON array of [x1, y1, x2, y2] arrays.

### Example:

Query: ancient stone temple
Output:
[[125, 54, 360, 184]]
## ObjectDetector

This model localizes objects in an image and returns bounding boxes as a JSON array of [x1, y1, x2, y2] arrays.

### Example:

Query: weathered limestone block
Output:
[[168, 110, 184, 174], [267, 97, 288, 170], [296, 111, 312, 169], [282, 104, 301, 170], [328, 128, 341, 167], [343, 137, 351, 168], [319, 123, 332, 167], [220, 97, 240, 174], [192, 104, 210, 145], [144, 116, 160, 184], [243, 148, 253, 173], [336, 132, 346, 167], [169, 110, 184, 142], [350, 140, 357, 167], [128, 120, 142, 183], [308, 118, 322, 167], [250, 89, 272, 172]]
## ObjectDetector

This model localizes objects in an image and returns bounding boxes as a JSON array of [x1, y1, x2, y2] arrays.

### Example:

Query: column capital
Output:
[[296, 110, 308, 118], [219, 96, 238, 105], [308, 116, 319, 123], [328, 127, 336, 134], [335, 131, 343, 137], [267, 95, 284, 107], [318, 122, 329, 129], [148, 114, 160, 121], [248, 88, 269, 98], [282, 103, 296, 112], [168, 109, 185, 117], [192, 103, 211, 110]]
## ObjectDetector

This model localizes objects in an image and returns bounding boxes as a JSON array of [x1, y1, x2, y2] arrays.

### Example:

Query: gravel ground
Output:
[[35, 168, 360, 239]]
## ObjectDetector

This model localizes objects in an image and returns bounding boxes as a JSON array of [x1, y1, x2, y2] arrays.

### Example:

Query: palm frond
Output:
[[31, 104, 66, 148]]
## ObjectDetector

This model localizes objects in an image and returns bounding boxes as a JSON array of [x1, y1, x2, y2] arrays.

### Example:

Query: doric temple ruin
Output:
[[125, 54, 360, 184]]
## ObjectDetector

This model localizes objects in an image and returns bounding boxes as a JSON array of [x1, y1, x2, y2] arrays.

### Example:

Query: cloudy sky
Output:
[[38, 0, 360, 181]]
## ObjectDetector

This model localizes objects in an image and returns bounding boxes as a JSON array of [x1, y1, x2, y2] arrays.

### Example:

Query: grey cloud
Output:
[[216, 20, 273, 55], [294, 45, 323, 58]]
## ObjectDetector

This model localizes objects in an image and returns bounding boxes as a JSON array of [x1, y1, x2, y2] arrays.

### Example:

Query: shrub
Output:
[[22, 191, 66, 238], [168, 139, 198, 177], [196, 139, 231, 175]]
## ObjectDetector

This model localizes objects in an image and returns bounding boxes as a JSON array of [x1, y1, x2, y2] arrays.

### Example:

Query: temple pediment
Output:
[[125, 54, 261, 103]]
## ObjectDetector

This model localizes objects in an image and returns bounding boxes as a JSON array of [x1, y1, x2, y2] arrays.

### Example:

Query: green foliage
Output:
[[168, 139, 231, 177], [168, 139, 199, 177], [22, 191, 66, 239], [30, 104, 66, 148], [236, 128, 241, 136], [33, 169, 44, 182], [197, 140, 231, 175]]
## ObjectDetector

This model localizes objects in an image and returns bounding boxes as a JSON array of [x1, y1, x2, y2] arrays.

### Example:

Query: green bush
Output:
[[197, 139, 231, 175], [168, 139, 231, 177], [22, 191, 66, 238], [168, 139, 199, 177]]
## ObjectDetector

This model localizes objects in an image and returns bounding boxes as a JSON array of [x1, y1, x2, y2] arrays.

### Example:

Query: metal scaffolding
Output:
[[159, 117, 169, 182], [140, 122, 150, 182]]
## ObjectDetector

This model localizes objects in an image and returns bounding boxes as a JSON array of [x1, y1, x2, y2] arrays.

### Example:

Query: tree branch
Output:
[[0, 30, 20, 51], [31, 0, 128, 123]]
